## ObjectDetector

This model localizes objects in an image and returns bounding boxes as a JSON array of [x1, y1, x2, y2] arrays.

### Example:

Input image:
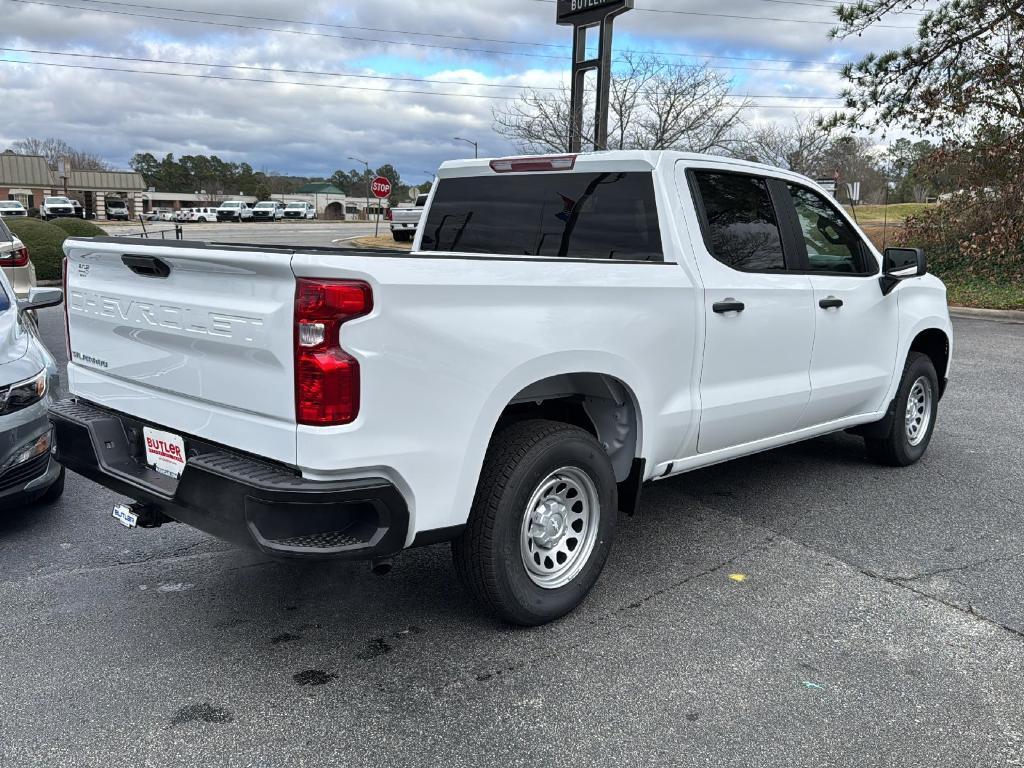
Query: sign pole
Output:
[[557, 0, 634, 153]]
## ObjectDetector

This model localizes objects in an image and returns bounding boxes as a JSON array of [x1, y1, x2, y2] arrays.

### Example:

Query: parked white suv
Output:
[[283, 202, 317, 220], [0, 201, 29, 218], [40, 197, 76, 220], [187, 207, 218, 223], [0, 217, 35, 299], [217, 201, 253, 222], [54, 151, 952, 625], [252, 201, 284, 222]]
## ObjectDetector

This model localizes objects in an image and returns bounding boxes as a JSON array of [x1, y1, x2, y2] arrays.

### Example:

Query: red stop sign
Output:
[[371, 176, 392, 198]]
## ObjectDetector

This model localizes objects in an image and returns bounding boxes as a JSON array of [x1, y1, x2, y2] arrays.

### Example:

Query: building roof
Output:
[[295, 182, 345, 194], [0, 152, 54, 187], [69, 169, 146, 191]]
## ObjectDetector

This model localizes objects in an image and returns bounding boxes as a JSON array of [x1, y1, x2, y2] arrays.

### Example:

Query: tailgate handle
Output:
[[122, 255, 171, 278]]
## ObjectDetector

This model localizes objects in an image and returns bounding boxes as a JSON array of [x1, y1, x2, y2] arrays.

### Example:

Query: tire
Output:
[[38, 466, 66, 504], [865, 351, 939, 466], [452, 419, 617, 626]]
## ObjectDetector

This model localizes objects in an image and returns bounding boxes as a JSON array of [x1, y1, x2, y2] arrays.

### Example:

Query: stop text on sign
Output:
[[371, 177, 392, 198]]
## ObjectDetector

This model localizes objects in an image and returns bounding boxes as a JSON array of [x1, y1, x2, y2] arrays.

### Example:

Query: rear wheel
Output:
[[452, 420, 617, 626], [865, 351, 939, 466]]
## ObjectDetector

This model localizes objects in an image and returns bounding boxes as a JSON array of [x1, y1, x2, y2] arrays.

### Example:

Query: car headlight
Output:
[[0, 371, 47, 415]]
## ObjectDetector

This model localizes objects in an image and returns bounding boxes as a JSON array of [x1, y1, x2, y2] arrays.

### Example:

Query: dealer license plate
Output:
[[143, 427, 187, 479]]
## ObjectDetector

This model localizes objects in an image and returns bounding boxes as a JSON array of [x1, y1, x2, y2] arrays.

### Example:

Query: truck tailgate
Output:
[[64, 238, 298, 463]]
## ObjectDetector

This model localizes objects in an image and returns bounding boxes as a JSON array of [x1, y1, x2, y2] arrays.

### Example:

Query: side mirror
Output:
[[19, 286, 64, 312], [881, 248, 927, 295]]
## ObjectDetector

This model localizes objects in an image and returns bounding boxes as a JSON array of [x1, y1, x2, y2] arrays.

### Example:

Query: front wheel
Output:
[[452, 419, 617, 626], [865, 351, 939, 466]]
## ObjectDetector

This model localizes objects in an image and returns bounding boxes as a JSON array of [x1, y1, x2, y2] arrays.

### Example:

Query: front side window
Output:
[[420, 172, 663, 261], [787, 184, 873, 274], [692, 172, 785, 271]]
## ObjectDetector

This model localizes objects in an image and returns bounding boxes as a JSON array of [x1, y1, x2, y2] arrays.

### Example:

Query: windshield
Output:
[[45, 197, 71, 205], [107, 200, 126, 208], [221, 202, 242, 208], [286, 203, 305, 209], [254, 202, 275, 209], [0, 201, 22, 208]]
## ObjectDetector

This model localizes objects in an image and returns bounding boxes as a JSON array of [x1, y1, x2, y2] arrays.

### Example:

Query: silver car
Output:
[[0, 271, 64, 507], [0, 217, 36, 301]]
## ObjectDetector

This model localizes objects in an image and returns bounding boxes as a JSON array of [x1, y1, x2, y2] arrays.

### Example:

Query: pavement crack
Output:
[[864, 569, 1024, 641], [882, 551, 1024, 583]]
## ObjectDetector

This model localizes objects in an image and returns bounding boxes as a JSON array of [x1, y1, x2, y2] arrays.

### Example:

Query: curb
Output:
[[949, 306, 1024, 324]]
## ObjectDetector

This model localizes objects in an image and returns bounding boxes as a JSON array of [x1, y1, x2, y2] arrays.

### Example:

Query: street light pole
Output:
[[453, 137, 479, 159], [348, 155, 370, 227]]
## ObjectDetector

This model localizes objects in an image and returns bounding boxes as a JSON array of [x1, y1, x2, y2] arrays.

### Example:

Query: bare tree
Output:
[[9, 137, 110, 171], [736, 114, 834, 175], [493, 54, 747, 154]]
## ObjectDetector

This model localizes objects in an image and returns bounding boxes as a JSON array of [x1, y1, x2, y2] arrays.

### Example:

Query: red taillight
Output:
[[489, 155, 577, 173], [294, 279, 373, 426], [1, 245, 30, 267]]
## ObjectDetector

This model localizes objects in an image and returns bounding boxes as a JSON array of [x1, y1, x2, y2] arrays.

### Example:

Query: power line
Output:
[[525, 0, 915, 28], [0, 58, 847, 110], [4, 0, 910, 70], [0, 48, 845, 101], [62, 0, 851, 66]]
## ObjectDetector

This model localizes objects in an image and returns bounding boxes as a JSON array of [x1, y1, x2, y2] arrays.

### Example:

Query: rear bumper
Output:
[[49, 399, 410, 561]]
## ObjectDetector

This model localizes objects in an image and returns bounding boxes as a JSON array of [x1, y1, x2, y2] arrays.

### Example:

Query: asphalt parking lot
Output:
[[1, 311, 1022, 767]]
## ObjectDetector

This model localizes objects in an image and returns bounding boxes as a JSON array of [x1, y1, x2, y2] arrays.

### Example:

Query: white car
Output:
[[40, 197, 76, 220], [0, 218, 35, 299], [283, 202, 317, 220], [0, 201, 29, 219], [186, 207, 219, 223], [216, 201, 253, 222], [53, 150, 952, 626], [252, 201, 285, 222]]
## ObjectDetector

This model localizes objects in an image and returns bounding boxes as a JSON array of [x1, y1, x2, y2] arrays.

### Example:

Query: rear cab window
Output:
[[420, 172, 663, 261], [690, 171, 786, 272]]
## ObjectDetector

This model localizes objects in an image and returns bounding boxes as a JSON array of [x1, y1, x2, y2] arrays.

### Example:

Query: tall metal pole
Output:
[[349, 155, 370, 228], [558, 1, 633, 153]]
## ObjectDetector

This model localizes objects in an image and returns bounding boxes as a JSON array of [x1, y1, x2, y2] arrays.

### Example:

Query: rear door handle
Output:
[[819, 297, 844, 310], [712, 300, 745, 314]]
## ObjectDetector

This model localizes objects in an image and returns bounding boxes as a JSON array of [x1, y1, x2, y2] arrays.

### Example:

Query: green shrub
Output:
[[50, 218, 107, 238], [6, 218, 68, 281]]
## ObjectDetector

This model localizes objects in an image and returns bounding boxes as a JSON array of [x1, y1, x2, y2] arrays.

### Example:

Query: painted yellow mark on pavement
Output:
[[728, 573, 747, 583]]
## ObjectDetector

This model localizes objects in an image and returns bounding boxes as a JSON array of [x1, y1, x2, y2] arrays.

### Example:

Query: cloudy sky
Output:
[[0, 0, 923, 184]]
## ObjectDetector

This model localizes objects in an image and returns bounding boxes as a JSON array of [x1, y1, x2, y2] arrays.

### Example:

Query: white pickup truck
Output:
[[52, 151, 952, 625], [389, 194, 428, 242]]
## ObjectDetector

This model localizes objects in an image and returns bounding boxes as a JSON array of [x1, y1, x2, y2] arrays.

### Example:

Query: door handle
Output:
[[819, 297, 844, 310], [713, 300, 745, 314]]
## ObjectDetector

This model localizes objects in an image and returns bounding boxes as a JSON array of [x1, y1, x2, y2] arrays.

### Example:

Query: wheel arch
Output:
[[909, 327, 951, 397]]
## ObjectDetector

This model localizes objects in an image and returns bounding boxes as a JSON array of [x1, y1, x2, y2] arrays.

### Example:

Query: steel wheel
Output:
[[520, 466, 601, 590], [905, 376, 933, 446]]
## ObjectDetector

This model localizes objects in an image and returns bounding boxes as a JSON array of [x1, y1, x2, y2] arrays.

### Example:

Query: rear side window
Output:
[[420, 172, 663, 261], [0, 281, 9, 311], [692, 171, 785, 272], [0, 218, 11, 242]]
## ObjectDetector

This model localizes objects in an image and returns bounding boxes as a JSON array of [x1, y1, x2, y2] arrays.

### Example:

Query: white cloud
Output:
[[0, 0, 922, 179]]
